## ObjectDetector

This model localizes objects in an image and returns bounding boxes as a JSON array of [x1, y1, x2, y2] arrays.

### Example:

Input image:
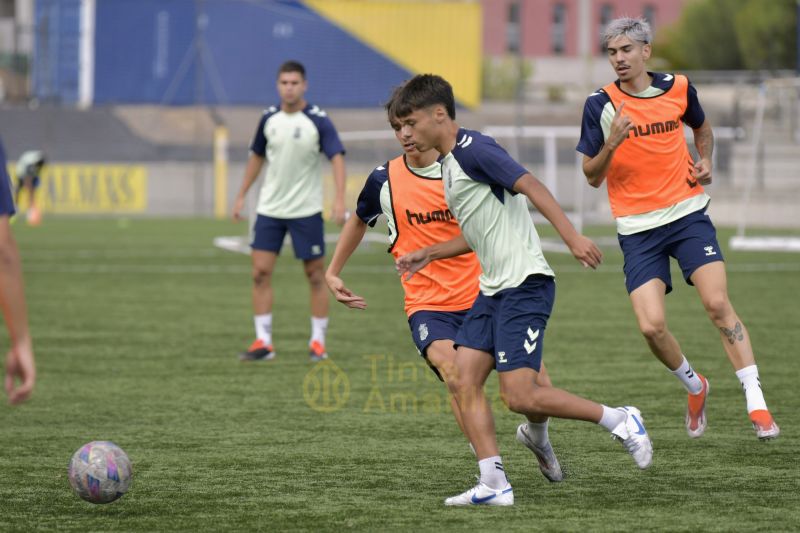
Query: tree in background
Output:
[[655, 0, 797, 71], [734, 0, 798, 70]]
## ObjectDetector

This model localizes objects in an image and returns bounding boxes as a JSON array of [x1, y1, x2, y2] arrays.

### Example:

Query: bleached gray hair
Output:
[[602, 17, 652, 46]]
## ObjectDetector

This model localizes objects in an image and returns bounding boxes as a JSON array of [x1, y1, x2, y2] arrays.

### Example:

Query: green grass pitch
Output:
[[0, 218, 798, 531]]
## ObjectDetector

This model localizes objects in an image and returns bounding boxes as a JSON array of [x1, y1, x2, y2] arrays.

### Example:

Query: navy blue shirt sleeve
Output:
[[315, 115, 346, 160], [454, 131, 528, 193], [681, 80, 706, 129], [249, 113, 269, 157], [304, 105, 346, 160], [576, 91, 610, 157], [355, 164, 388, 227], [0, 139, 16, 216], [475, 138, 528, 191]]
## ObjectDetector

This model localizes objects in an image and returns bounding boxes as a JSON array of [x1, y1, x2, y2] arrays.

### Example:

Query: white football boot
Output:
[[444, 482, 514, 506], [610, 406, 653, 469], [516, 423, 564, 482]]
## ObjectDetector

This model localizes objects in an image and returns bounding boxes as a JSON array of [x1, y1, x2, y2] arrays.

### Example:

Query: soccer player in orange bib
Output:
[[325, 88, 565, 483], [577, 17, 779, 440]]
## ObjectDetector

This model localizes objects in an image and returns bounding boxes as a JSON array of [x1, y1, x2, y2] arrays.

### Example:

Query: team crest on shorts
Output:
[[418, 323, 429, 341]]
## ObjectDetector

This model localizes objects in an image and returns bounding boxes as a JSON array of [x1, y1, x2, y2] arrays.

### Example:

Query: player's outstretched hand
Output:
[[396, 249, 431, 281], [4, 340, 35, 405], [325, 274, 367, 309], [232, 195, 246, 222], [691, 157, 713, 185], [567, 235, 603, 269]]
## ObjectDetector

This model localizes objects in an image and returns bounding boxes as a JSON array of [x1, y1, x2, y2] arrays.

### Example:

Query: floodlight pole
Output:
[[509, 0, 523, 161]]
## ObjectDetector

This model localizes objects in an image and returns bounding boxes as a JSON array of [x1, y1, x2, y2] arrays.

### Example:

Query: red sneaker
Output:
[[750, 409, 780, 440], [686, 374, 710, 438], [309, 340, 328, 362], [239, 339, 275, 361]]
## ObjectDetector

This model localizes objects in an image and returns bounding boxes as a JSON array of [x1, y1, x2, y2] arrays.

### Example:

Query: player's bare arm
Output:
[[691, 120, 714, 185], [325, 215, 368, 309], [330, 153, 347, 225], [582, 101, 634, 187], [232, 153, 266, 221], [513, 174, 602, 269], [395, 234, 471, 280], [0, 219, 35, 404]]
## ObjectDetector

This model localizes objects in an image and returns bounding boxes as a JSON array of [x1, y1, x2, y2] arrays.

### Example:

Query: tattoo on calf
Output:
[[720, 322, 744, 344]]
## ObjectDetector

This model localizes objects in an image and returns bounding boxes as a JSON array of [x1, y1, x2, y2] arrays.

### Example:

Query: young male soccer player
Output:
[[233, 61, 347, 363], [14, 150, 46, 225], [577, 17, 778, 440], [325, 90, 563, 482], [0, 137, 36, 404], [393, 74, 653, 506]]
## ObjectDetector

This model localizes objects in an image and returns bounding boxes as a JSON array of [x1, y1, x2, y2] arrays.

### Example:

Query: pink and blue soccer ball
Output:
[[68, 441, 132, 504]]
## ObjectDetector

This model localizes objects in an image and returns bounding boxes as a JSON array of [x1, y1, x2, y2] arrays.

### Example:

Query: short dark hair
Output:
[[277, 60, 306, 79], [392, 74, 456, 120], [384, 84, 405, 123]]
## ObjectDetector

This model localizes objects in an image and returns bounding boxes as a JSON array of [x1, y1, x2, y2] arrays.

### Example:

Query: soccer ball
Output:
[[68, 441, 132, 504]]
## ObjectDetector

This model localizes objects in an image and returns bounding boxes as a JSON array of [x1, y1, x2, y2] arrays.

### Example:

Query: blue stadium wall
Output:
[[33, 0, 481, 108], [33, 0, 82, 104]]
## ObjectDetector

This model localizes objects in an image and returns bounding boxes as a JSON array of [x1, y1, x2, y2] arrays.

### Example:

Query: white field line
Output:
[[21, 249, 223, 259], [20, 262, 800, 275]]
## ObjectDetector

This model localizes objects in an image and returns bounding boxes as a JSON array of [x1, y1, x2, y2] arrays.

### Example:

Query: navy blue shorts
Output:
[[17, 176, 41, 189], [618, 207, 723, 294], [408, 309, 468, 381], [455, 275, 555, 373], [251, 213, 325, 260]]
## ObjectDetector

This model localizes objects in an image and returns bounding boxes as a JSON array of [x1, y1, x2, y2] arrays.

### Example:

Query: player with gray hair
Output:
[[577, 17, 779, 441], [601, 16, 652, 47]]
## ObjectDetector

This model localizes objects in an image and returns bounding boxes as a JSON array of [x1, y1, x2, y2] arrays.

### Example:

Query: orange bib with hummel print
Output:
[[603, 74, 704, 217], [387, 155, 481, 317]]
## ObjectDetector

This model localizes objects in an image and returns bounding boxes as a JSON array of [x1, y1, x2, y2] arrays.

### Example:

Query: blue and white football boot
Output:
[[444, 482, 514, 506], [611, 406, 653, 469]]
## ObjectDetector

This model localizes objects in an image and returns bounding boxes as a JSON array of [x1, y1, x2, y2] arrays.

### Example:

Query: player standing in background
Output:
[[394, 75, 652, 506], [233, 61, 347, 363], [325, 88, 563, 482], [0, 137, 36, 404], [577, 17, 778, 440], [14, 150, 46, 226]]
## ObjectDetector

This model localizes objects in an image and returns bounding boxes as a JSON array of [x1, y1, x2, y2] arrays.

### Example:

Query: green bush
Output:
[[482, 55, 532, 101]]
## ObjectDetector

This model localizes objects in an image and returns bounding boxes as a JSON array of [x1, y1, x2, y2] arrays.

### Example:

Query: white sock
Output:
[[310, 316, 328, 345], [478, 456, 508, 489], [671, 355, 704, 395], [735, 365, 768, 413], [525, 420, 549, 448], [254, 313, 272, 345], [598, 405, 626, 432]]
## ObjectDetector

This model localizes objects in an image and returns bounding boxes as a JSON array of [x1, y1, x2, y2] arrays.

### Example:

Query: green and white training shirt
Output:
[[442, 128, 554, 296], [250, 104, 345, 219]]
